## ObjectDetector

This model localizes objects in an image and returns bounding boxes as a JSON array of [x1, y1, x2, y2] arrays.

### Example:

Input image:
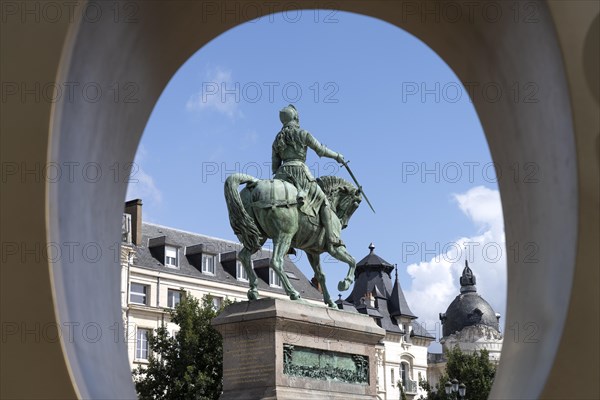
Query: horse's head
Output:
[[336, 186, 362, 229], [317, 176, 362, 229]]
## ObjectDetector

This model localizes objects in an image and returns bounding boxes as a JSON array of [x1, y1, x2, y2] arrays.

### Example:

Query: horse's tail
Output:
[[224, 173, 262, 252]]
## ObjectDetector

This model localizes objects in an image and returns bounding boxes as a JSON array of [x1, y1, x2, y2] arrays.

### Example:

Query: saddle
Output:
[[248, 179, 321, 226], [249, 179, 297, 209]]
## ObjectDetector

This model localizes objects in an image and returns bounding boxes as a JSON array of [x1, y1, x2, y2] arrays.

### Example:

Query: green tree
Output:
[[419, 346, 496, 400], [132, 294, 231, 400], [398, 381, 408, 400]]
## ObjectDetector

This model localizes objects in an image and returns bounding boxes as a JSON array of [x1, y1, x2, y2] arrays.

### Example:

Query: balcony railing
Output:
[[404, 378, 418, 394]]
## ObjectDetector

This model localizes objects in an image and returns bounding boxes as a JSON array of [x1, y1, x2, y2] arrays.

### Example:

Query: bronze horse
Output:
[[224, 173, 362, 308]]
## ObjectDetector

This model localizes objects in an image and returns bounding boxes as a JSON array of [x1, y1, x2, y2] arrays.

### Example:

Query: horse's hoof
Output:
[[338, 278, 352, 292], [290, 292, 301, 301], [327, 301, 338, 309], [247, 290, 259, 301]]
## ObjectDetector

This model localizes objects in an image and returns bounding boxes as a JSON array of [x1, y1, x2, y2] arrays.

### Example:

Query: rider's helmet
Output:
[[279, 104, 299, 125]]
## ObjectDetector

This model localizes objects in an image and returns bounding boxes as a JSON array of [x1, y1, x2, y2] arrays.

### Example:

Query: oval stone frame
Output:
[[27, 1, 594, 399]]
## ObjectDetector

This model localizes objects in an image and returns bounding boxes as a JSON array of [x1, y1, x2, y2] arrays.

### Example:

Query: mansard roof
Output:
[[345, 244, 433, 339], [132, 222, 323, 301]]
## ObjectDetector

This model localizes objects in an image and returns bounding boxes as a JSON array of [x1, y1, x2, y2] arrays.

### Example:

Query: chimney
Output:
[[311, 276, 323, 293], [125, 199, 142, 245]]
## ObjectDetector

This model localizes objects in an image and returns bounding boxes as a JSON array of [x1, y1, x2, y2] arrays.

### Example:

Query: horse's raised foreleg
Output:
[[328, 246, 357, 292], [271, 236, 300, 300], [307, 252, 337, 308], [239, 243, 263, 301]]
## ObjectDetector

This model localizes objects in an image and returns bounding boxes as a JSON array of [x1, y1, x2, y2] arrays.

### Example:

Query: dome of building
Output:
[[439, 261, 500, 338]]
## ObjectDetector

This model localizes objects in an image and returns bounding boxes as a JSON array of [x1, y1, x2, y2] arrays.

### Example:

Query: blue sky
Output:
[[127, 10, 506, 347]]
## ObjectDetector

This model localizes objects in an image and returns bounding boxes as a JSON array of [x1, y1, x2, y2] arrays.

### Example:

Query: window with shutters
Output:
[[165, 246, 178, 268]]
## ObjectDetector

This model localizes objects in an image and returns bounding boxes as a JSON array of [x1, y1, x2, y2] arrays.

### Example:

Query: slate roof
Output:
[[345, 244, 434, 339], [132, 222, 323, 301], [441, 292, 499, 337], [335, 296, 357, 312], [389, 271, 417, 319], [354, 242, 394, 277]]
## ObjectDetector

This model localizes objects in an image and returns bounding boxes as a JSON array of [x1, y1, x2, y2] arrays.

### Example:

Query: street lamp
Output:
[[452, 379, 459, 393], [444, 379, 466, 399], [459, 383, 466, 398]]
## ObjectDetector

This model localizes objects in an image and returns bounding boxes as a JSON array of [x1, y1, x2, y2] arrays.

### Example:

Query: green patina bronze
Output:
[[282, 344, 369, 384], [224, 105, 365, 308]]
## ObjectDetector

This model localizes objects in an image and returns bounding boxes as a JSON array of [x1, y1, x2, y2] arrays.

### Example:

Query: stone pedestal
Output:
[[212, 298, 386, 400]]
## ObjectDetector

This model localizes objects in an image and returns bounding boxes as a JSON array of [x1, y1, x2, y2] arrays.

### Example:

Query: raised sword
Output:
[[340, 160, 375, 214]]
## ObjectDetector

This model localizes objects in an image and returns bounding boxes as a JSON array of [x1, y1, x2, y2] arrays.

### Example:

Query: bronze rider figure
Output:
[[272, 104, 345, 248]]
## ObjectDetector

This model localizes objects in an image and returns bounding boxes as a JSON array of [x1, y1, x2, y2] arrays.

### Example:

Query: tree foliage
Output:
[[399, 381, 408, 400], [132, 294, 231, 400], [419, 346, 496, 400]]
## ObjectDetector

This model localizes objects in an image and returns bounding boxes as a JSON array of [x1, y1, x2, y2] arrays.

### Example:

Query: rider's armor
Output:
[[272, 105, 344, 247]]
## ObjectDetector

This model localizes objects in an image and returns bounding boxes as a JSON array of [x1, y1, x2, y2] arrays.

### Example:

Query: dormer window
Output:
[[252, 258, 283, 288], [202, 254, 216, 275], [269, 268, 282, 288], [148, 236, 180, 268], [185, 244, 221, 275], [237, 261, 248, 281], [165, 246, 178, 268]]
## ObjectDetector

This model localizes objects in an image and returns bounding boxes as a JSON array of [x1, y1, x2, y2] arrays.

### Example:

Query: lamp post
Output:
[[444, 379, 466, 399], [458, 383, 466, 398]]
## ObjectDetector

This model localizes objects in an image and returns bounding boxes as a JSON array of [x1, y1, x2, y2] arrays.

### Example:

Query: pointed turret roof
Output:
[[347, 243, 394, 307], [389, 268, 417, 319], [344, 243, 432, 339], [355, 242, 394, 277], [372, 284, 386, 299]]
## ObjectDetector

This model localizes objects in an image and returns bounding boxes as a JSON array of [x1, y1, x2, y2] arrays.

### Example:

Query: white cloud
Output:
[[126, 145, 162, 205], [405, 186, 506, 345], [454, 185, 504, 237], [186, 67, 241, 118], [126, 169, 162, 204]]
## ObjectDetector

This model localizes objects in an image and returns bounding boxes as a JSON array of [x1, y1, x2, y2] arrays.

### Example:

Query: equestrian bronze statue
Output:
[[224, 105, 366, 308]]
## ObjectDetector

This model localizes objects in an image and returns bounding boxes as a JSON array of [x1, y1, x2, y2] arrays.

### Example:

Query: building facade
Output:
[[121, 200, 501, 399], [120, 199, 324, 370], [337, 243, 434, 400]]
